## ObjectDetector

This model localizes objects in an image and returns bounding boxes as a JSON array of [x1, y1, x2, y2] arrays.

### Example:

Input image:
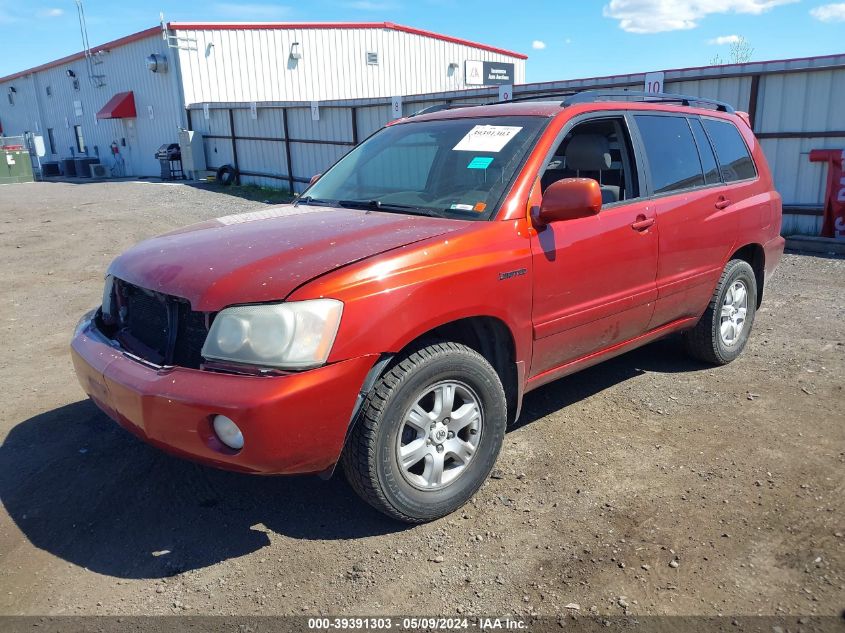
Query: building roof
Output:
[[168, 22, 529, 60], [0, 21, 527, 85]]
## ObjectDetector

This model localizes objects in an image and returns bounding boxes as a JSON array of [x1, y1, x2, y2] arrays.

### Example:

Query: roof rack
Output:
[[487, 91, 577, 106], [407, 102, 462, 117], [561, 90, 735, 113]]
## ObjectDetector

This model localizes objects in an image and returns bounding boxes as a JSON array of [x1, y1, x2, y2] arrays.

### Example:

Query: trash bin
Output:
[[0, 148, 33, 184]]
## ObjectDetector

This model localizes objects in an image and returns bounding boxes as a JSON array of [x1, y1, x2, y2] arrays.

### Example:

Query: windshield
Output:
[[301, 116, 548, 220]]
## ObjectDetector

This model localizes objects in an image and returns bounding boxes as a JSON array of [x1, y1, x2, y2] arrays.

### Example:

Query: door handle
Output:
[[631, 216, 655, 231], [715, 197, 732, 210]]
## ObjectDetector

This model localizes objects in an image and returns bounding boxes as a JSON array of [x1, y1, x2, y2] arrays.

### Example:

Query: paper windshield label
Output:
[[453, 125, 523, 153]]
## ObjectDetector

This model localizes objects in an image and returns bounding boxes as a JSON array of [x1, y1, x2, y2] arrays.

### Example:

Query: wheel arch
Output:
[[729, 243, 765, 308]]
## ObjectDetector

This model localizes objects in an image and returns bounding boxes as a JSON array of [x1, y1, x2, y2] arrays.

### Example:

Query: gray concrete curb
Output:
[[785, 235, 845, 256]]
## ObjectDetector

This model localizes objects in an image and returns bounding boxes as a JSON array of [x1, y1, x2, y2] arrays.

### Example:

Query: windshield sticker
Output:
[[453, 125, 523, 153], [467, 156, 494, 170], [450, 203, 474, 211]]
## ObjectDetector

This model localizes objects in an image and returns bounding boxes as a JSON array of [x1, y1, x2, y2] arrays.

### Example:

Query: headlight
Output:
[[201, 299, 343, 369], [73, 309, 97, 339], [101, 275, 115, 322]]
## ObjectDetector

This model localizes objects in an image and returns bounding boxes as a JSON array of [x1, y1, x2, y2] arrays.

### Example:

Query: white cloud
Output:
[[810, 2, 845, 21], [708, 34, 742, 44], [36, 7, 64, 18], [603, 0, 797, 33], [212, 3, 293, 19], [532, 40, 546, 50]]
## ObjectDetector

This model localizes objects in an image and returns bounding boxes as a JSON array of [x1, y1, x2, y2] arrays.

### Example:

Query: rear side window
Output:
[[702, 118, 756, 182], [689, 119, 721, 185], [635, 115, 704, 194]]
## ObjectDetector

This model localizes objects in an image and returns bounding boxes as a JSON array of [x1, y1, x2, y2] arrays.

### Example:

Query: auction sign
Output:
[[810, 148, 845, 240], [465, 60, 515, 86]]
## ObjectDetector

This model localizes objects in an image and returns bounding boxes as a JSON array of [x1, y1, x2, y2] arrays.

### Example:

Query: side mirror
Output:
[[309, 173, 321, 186], [535, 178, 602, 226]]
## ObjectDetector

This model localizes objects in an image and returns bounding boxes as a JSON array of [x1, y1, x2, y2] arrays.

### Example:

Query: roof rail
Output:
[[408, 103, 457, 117], [562, 90, 735, 113], [488, 91, 577, 105]]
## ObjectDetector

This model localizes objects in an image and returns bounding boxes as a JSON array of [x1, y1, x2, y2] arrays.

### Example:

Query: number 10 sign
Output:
[[644, 71, 664, 94]]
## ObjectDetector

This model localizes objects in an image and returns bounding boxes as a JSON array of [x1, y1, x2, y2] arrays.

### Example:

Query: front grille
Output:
[[111, 280, 209, 369]]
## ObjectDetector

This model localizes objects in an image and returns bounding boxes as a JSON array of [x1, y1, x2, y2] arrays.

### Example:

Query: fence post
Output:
[[281, 107, 295, 193], [350, 107, 358, 145], [228, 108, 240, 185]]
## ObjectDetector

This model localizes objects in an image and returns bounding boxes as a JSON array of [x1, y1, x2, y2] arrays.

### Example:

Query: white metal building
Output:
[[0, 21, 527, 177]]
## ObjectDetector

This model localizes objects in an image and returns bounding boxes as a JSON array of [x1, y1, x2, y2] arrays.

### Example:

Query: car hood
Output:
[[109, 205, 469, 311]]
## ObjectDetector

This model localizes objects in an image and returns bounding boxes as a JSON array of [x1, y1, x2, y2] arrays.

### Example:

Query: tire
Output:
[[683, 259, 757, 365], [341, 342, 507, 523], [215, 164, 238, 186]]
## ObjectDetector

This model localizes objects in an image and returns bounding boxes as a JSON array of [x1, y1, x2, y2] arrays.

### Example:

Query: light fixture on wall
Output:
[[289, 42, 302, 60], [8, 86, 16, 93], [447, 62, 459, 78], [66, 69, 76, 78]]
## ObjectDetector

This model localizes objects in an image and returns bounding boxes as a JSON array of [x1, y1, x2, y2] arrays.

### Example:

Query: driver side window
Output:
[[541, 117, 640, 207]]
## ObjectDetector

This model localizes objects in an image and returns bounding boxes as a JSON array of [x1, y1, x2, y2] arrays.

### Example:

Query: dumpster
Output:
[[0, 148, 33, 184]]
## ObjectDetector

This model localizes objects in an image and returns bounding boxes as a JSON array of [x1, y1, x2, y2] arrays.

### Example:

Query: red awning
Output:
[[96, 91, 136, 119]]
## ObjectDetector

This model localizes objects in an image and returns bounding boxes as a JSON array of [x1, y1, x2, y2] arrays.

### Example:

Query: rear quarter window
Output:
[[634, 115, 705, 195], [702, 118, 757, 182]]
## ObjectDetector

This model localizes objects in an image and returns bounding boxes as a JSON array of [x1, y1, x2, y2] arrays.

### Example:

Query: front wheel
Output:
[[341, 342, 507, 523], [683, 259, 758, 365]]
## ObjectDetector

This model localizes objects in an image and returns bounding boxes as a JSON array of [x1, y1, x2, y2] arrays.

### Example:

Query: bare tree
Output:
[[729, 36, 754, 63], [708, 37, 753, 66]]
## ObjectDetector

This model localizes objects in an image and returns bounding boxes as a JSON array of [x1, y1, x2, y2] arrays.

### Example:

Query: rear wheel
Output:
[[341, 342, 507, 523], [683, 259, 757, 365]]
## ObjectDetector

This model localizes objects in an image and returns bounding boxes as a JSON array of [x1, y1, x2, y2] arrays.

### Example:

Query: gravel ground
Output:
[[0, 180, 842, 617]]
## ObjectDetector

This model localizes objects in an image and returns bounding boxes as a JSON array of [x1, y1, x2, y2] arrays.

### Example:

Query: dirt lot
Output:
[[0, 180, 842, 618]]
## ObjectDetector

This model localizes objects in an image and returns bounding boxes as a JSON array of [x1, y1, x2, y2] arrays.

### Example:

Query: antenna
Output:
[[75, 0, 106, 87]]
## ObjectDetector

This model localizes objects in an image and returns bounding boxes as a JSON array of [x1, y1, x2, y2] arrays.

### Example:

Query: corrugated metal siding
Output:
[[0, 34, 184, 176], [757, 68, 845, 133], [175, 26, 525, 104]]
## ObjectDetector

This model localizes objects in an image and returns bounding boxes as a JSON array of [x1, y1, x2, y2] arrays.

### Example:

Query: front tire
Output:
[[341, 342, 507, 523], [683, 259, 758, 365]]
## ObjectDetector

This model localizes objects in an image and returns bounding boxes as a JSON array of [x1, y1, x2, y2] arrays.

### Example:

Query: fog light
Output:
[[212, 415, 244, 450]]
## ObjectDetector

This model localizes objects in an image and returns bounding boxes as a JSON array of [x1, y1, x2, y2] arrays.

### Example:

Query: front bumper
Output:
[[70, 315, 377, 475]]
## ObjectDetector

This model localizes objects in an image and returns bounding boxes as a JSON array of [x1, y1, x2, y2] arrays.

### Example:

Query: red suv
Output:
[[71, 91, 784, 523]]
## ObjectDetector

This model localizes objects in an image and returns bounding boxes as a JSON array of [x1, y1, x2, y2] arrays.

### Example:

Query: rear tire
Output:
[[683, 259, 757, 365], [341, 342, 507, 523]]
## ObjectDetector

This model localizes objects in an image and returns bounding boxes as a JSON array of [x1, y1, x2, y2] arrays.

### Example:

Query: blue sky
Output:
[[1, 0, 843, 81]]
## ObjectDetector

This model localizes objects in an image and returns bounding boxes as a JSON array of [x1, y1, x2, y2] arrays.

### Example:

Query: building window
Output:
[[366, 51, 379, 65], [46, 86, 52, 97], [74, 125, 86, 154], [47, 128, 56, 154]]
